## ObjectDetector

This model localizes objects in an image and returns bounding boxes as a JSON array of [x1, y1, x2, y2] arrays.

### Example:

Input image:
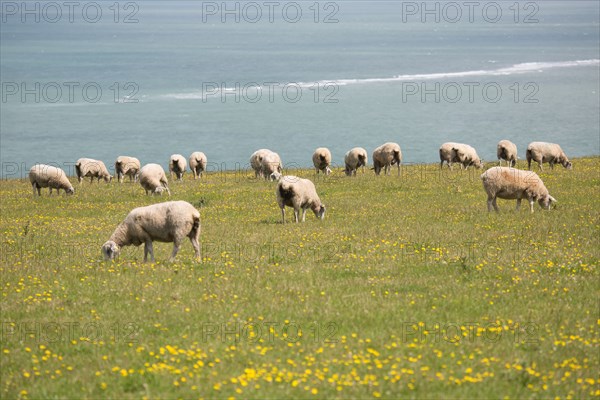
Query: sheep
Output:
[[481, 166, 557, 213], [312, 147, 332, 175], [497, 140, 518, 168], [189, 152, 208, 179], [29, 164, 75, 196], [101, 200, 200, 262], [439, 142, 483, 170], [139, 163, 171, 196], [526, 142, 572, 171], [169, 154, 187, 181], [276, 175, 325, 223], [372, 142, 402, 176], [250, 149, 272, 178], [260, 151, 282, 180], [115, 156, 141, 183], [75, 158, 112, 184], [344, 147, 368, 176]]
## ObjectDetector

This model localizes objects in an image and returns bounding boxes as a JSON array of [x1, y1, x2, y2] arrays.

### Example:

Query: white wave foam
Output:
[[161, 59, 599, 99]]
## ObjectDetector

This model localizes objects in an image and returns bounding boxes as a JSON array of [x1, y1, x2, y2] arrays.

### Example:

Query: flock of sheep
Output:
[[26, 140, 572, 262]]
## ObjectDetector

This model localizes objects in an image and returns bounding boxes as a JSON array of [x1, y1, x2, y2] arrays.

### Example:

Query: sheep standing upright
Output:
[[481, 167, 556, 213], [139, 163, 170, 195], [29, 164, 75, 196], [439, 142, 483, 170], [75, 158, 112, 184], [250, 149, 272, 178], [115, 156, 141, 183], [102, 201, 201, 262], [526, 142, 572, 171], [261, 151, 283, 180], [344, 147, 368, 176], [189, 152, 208, 179], [276, 175, 325, 223], [372, 142, 402, 176], [497, 140, 518, 167], [169, 154, 187, 181], [312, 148, 332, 175]]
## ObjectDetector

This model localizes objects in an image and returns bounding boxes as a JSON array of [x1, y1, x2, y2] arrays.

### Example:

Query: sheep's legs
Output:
[[169, 241, 181, 262], [294, 209, 299, 223], [189, 236, 201, 260], [487, 196, 499, 212], [280, 207, 286, 224], [529, 200, 535, 213], [144, 241, 155, 262], [516, 198, 521, 211], [301, 209, 307, 222]]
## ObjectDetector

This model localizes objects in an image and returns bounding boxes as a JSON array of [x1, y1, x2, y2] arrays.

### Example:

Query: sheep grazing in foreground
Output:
[[276, 175, 325, 223], [29, 164, 75, 196], [481, 167, 557, 213], [344, 147, 368, 176], [139, 163, 170, 196], [526, 142, 572, 171], [312, 147, 332, 175], [261, 151, 283, 180], [102, 200, 201, 262], [75, 158, 112, 184], [115, 156, 141, 183], [372, 142, 402, 176], [439, 142, 483, 170], [169, 154, 187, 181], [497, 140, 518, 168], [250, 149, 272, 178], [189, 152, 208, 180]]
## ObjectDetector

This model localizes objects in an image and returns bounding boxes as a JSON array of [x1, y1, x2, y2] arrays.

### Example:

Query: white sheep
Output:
[[75, 158, 112, 184], [497, 140, 518, 168], [189, 152, 208, 179], [169, 154, 187, 181], [312, 147, 332, 175], [139, 163, 171, 196], [372, 142, 402, 176], [260, 151, 282, 179], [481, 166, 557, 213], [526, 142, 572, 171], [29, 164, 75, 196], [250, 149, 272, 178], [101, 200, 201, 262], [344, 147, 368, 176], [115, 156, 141, 183], [439, 142, 483, 170], [276, 175, 325, 223]]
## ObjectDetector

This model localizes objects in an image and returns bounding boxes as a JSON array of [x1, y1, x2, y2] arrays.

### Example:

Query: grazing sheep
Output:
[[189, 152, 208, 179], [312, 147, 332, 175], [75, 158, 112, 184], [139, 163, 170, 196], [372, 142, 402, 176], [250, 149, 272, 178], [101, 200, 200, 262], [260, 151, 283, 179], [115, 156, 141, 183], [169, 154, 187, 181], [344, 147, 368, 176], [29, 164, 75, 196], [276, 175, 326, 223], [481, 167, 557, 213], [526, 142, 572, 171], [439, 142, 483, 170], [497, 140, 518, 168]]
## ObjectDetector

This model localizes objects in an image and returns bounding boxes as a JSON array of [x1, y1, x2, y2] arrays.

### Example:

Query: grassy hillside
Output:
[[1, 158, 598, 399]]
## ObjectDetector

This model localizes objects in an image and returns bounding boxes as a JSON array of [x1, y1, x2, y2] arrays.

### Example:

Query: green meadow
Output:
[[1, 158, 598, 399]]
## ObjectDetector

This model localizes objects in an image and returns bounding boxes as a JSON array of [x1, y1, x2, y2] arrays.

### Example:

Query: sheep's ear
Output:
[[549, 196, 557, 203]]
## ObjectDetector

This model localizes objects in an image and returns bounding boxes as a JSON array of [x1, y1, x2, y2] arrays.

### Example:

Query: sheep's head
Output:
[[66, 187, 75, 195], [325, 167, 332, 175], [538, 195, 557, 210], [102, 241, 120, 260], [476, 159, 484, 169], [314, 205, 326, 220], [269, 171, 282, 181], [104, 175, 113, 183], [563, 160, 573, 170]]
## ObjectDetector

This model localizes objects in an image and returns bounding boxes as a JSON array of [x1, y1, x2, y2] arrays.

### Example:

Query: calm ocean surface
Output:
[[1, 1, 599, 176]]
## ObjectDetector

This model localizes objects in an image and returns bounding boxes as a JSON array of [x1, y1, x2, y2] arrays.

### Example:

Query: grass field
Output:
[[1, 158, 598, 399]]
